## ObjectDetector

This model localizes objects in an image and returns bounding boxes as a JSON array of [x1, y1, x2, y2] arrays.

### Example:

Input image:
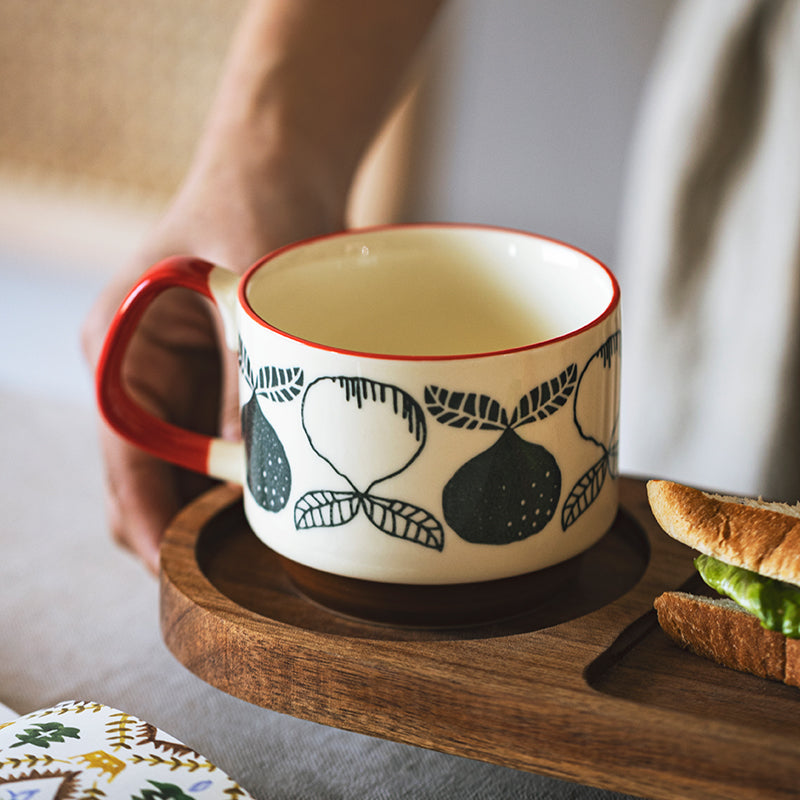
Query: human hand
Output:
[[81, 0, 442, 572], [82, 157, 343, 573]]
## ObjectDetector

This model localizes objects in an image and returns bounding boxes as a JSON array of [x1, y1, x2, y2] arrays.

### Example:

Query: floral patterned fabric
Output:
[[0, 702, 254, 800]]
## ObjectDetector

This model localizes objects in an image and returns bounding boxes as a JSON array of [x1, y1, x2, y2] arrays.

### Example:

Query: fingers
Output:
[[84, 281, 171, 574], [85, 283, 166, 573], [85, 277, 222, 573], [80, 152, 345, 572], [85, 279, 165, 573], [99, 426, 179, 575]]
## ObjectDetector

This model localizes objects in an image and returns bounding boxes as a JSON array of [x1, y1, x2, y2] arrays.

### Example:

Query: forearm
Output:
[[194, 0, 444, 223]]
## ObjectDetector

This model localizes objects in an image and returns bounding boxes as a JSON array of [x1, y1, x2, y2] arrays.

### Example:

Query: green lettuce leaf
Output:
[[695, 554, 800, 638]]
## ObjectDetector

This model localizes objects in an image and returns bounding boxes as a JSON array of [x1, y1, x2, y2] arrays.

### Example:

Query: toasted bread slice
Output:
[[647, 480, 800, 585], [654, 591, 800, 687]]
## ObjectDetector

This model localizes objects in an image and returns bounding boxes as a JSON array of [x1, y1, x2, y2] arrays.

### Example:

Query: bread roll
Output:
[[654, 591, 800, 687], [647, 480, 800, 585]]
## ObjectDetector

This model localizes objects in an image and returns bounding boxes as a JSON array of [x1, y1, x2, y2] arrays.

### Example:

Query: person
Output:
[[81, 0, 445, 573], [84, 0, 800, 574]]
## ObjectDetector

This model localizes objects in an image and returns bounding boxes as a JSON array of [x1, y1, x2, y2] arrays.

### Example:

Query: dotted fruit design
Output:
[[561, 330, 621, 530], [295, 376, 444, 550], [426, 365, 577, 544], [239, 339, 303, 512]]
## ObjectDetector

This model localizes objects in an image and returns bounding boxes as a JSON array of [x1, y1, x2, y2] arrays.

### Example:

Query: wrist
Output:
[[153, 109, 346, 277], [198, 92, 348, 229]]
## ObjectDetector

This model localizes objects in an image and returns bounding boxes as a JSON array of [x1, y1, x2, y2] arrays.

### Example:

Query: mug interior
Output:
[[243, 226, 617, 358]]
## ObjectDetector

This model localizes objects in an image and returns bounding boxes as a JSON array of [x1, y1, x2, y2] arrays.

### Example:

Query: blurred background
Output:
[[0, 0, 673, 428], [0, 0, 243, 402], [5, 6, 799, 795]]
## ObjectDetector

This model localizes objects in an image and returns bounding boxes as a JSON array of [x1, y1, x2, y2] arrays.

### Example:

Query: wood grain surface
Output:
[[160, 478, 800, 800]]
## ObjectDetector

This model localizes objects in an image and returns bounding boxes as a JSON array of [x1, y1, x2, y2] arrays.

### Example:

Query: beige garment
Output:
[[619, 0, 800, 499]]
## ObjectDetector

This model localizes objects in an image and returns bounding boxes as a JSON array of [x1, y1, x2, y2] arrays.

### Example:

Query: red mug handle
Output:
[[95, 255, 244, 484]]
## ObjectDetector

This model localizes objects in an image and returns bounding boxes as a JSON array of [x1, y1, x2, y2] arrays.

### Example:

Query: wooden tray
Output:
[[160, 477, 800, 800]]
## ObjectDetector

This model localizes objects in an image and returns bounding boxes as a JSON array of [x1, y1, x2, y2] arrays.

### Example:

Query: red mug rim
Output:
[[238, 223, 620, 362]]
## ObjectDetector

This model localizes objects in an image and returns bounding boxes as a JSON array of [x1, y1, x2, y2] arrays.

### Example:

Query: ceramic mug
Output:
[[97, 224, 621, 623]]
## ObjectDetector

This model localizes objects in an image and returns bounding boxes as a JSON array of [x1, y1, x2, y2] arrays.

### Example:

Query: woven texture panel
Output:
[[0, 0, 244, 201]]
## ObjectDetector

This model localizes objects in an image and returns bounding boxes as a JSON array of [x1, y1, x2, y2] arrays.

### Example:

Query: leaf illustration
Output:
[[561, 453, 609, 530], [252, 365, 304, 402], [424, 386, 508, 431], [11, 722, 80, 748], [361, 494, 444, 550], [509, 364, 577, 428], [238, 337, 304, 402], [295, 490, 361, 529], [133, 780, 197, 800]]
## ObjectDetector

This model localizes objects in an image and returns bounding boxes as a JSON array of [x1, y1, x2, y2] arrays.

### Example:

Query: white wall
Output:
[[402, 0, 676, 270]]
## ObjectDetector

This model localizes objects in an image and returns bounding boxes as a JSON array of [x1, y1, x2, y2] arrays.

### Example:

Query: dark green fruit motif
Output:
[[442, 428, 560, 544], [426, 364, 576, 545], [242, 393, 291, 512], [238, 340, 303, 513]]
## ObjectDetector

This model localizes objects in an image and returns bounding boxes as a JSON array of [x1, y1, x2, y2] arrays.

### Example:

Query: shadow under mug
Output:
[[96, 224, 621, 626]]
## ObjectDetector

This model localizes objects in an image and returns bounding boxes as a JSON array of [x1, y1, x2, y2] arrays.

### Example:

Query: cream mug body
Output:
[[97, 225, 620, 586]]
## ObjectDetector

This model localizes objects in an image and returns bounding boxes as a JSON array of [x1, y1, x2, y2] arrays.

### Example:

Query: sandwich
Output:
[[647, 479, 800, 687]]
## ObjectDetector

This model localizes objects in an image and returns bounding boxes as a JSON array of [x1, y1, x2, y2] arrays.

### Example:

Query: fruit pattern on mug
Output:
[[295, 376, 444, 550], [561, 330, 621, 531], [240, 339, 619, 551], [425, 366, 577, 544], [239, 340, 303, 512]]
